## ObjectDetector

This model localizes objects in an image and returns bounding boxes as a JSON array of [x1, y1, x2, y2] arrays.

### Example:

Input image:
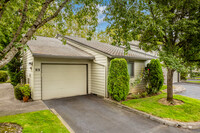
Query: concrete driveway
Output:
[[175, 83, 200, 99], [44, 95, 198, 133], [0, 83, 48, 116]]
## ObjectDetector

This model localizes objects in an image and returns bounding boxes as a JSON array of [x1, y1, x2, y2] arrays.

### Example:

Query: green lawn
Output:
[[122, 93, 200, 122], [160, 85, 167, 91], [187, 81, 200, 83], [0, 110, 70, 133]]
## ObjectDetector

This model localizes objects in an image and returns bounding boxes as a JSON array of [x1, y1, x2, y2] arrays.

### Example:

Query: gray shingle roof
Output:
[[27, 36, 94, 60], [63, 36, 157, 60]]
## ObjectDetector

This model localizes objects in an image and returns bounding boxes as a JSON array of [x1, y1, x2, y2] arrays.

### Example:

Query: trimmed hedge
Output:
[[14, 84, 23, 100], [146, 59, 164, 94], [0, 71, 8, 82], [108, 58, 130, 101]]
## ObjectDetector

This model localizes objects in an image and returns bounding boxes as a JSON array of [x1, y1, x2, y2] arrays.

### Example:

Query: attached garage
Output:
[[25, 36, 94, 100], [42, 64, 87, 100]]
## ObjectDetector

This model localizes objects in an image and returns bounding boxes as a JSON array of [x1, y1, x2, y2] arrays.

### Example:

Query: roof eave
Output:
[[32, 53, 95, 60], [111, 55, 156, 60]]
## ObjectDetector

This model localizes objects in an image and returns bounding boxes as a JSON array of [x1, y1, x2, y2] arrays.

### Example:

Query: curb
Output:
[[50, 108, 75, 133], [181, 81, 200, 85], [104, 98, 200, 129]]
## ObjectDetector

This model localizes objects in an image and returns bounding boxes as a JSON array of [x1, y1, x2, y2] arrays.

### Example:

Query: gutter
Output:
[[32, 53, 95, 60], [112, 55, 155, 61]]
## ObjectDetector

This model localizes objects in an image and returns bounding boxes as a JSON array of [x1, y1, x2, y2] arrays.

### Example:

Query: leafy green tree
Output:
[[7, 52, 23, 86], [35, 14, 93, 38], [105, 0, 200, 101], [108, 58, 130, 101], [94, 30, 111, 43], [0, 0, 102, 68]]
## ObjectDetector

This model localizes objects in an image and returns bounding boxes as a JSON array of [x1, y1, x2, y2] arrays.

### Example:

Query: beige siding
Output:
[[23, 49, 34, 95], [67, 41, 107, 66], [173, 71, 178, 83], [163, 68, 179, 84], [33, 58, 92, 100], [129, 60, 146, 94], [163, 68, 167, 84], [91, 63, 106, 96], [67, 41, 108, 97]]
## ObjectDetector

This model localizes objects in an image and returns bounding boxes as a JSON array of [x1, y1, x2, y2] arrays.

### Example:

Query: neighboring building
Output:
[[129, 40, 180, 84], [23, 35, 178, 100]]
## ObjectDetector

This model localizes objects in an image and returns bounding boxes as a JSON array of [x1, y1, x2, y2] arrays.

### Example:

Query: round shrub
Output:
[[14, 84, 23, 100], [108, 58, 130, 101], [146, 59, 164, 94], [0, 71, 8, 82], [20, 84, 31, 97]]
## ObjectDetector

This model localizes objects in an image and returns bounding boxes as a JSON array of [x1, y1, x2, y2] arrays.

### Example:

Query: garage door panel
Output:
[[42, 64, 87, 100]]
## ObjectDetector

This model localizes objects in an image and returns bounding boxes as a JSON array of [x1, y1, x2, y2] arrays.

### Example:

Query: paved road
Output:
[[187, 77, 200, 82], [44, 95, 198, 133], [0, 83, 48, 116], [175, 83, 200, 99]]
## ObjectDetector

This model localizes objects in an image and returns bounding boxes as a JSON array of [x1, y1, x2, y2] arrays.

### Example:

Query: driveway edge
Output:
[[104, 98, 200, 129], [50, 108, 75, 133]]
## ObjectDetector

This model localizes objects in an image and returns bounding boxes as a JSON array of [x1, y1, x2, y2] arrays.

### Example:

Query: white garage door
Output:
[[42, 64, 87, 100]]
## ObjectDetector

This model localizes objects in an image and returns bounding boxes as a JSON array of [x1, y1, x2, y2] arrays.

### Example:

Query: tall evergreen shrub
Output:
[[108, 58, 130, 101], [146, 59, 164, 94]]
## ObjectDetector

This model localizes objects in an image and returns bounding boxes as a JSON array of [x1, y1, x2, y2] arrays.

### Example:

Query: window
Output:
[[128, 62, 134, 77]]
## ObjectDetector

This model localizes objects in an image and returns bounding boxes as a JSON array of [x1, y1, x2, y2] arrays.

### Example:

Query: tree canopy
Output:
[[105, 0, 200, 101], [0, 0, 103, 68]]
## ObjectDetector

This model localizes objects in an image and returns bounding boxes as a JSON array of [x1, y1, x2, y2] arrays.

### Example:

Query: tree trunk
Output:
[[167, 68, 174, 101], [0, 0, 29, 56], [0, 47, 19, 69]]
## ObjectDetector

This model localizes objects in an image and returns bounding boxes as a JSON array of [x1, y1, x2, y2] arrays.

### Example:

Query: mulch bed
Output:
[[126, 92, 162, 100], [0, 123, 23, 133], [158, 98, 184, 106]]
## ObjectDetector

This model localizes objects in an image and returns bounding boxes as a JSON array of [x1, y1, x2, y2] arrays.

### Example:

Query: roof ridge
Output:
[[63, 35, 113, 57], [62, 35, 157, 59], [66, 42, 94, 57]]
